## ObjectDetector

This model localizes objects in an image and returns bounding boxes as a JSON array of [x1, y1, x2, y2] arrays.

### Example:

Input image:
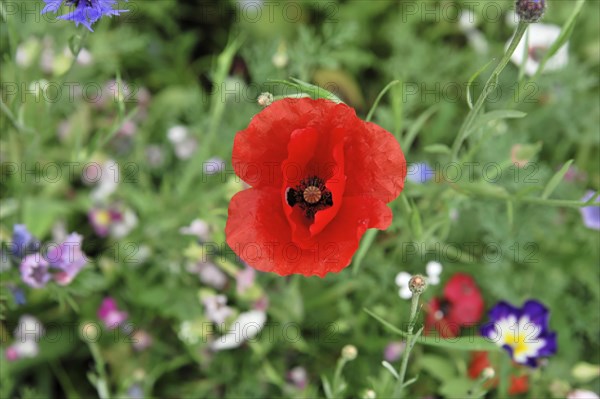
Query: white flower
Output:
[[90, 160, 119, 202], [510, 23, 569, 76], [211, 310, 267, 351], [458, 9, 488, 54], [110, 209, 138, 238], [167, 125, 188, 144], [179, 219, 211, 241], [395, 272, 413, 299], [426, 261, 443, 285], [567, 390, 600, 399], [203, 295, 234, 325], [14, 315, 44, 342]]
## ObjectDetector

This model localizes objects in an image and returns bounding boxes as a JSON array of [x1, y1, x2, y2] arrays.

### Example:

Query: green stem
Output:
[[451, 21, 529, 160], [394, 292, 421, 398], [87, 340, 111, 399], [331, 358, 348, 395]]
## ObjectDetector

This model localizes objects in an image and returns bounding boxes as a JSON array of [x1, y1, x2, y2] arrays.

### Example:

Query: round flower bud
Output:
[[257, 92, 274, 107], [408, 274, 428, 295], [341, 344, 358, 361], [515, 0, 546, 23], [482, 367, 495, 379], [363, 389, 377, 399]]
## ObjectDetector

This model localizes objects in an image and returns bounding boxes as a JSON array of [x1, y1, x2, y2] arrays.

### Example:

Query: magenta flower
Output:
[[580, 191, 600, 230], [97, 297, 128, 329], [46, 233, 88, 285], [20, 254, 51, 288]]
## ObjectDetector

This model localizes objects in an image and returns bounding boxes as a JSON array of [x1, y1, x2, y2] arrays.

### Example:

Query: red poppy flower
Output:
[[225, 98, 406, 277], [468, 351, 529, 395], [425, 273, 484, 337]]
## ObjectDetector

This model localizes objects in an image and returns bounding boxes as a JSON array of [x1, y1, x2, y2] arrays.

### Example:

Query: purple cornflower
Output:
[[97, 297, 128, 329], [480, 300, 556, 367], [42, 0, 128, 31], [46, 233, 88, 285], [580, 191, 600, 230], [20, 254, 51, 289]]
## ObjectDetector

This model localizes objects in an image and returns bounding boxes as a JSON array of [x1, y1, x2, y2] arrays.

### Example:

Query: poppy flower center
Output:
[[286, 176, 333, 220], [303, 186, 322, 204]]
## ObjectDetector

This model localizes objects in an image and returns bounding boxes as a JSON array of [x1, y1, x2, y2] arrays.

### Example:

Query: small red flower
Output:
[[226, 98, 406, 277], [425, 273, 484, 337], [468, 351, 529, 395]]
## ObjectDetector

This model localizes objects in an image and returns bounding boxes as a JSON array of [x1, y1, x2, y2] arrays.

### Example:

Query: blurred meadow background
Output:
[[1, 0, 599, 398]]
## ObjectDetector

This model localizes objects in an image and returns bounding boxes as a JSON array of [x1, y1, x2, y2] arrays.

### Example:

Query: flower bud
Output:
[[257, 92, 274, 107], [515, 0, 546, 23], [408, 274, 427, 295], [341, 344, 358, 361], [362, 389, 377, 399], [482, 367, 495, 379]]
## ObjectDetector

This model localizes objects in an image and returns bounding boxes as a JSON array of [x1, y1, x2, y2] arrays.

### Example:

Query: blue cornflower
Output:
[[42, 0, 127, 31], [480, 300, 557, 367], [406, 162, 435, 184], [580, 190, 600, 230], [11, 224, 40, 258]]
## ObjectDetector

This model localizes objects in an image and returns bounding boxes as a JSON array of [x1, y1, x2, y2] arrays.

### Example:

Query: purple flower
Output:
[[236, 265, 256, 295], [46, 233, 88, 285], [11, 224, 39, 258], [41, 0, 128, 31], [20, 254, 51, 288], [384, 341, 406, 362], [480, 299, 557, 367], [580, 191, 600, 230], [287, 366, 308, 390], [97, 297, 128, 329], [406, 162, 435, 184]]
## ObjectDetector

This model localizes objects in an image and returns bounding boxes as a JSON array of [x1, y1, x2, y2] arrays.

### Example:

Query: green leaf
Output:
[[541, 159, 573, 199], [352, 229, 378, 275], [466, 59, 495, 109], [468, 110, 526, 136], [410, 204, 423, 239], [454, 182, 509, 198], [381, 361, 400, 380], [438, 378, 476, 399], [364, 308, 502, 352], [423, 144, 451, 154], [68, 34, 84, 56], [419, 355, 456, 382], [402, 105, 438, 151], [270, 78, 343, 103], [535, 0, 586, 77], [366, 80, 401, 122]]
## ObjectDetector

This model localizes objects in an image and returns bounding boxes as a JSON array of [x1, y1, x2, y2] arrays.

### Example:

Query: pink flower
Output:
[[97, 297, 128, 330]]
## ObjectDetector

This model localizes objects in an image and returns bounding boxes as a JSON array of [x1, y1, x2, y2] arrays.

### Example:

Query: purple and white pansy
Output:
[[480, 299, 557, 367]]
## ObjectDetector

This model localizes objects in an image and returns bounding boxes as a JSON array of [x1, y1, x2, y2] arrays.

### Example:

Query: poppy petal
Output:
[[343, 121, 407, 203], [232, 98, 342, 189]]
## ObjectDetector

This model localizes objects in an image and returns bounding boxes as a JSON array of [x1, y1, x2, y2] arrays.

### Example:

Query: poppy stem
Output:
[[394, 291, 422, 398], [451, 21, 529, 160]]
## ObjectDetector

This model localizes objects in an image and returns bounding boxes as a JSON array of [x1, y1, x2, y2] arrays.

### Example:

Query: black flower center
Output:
[[67, 0, 93, 6], [286, 176, 333, 220]]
